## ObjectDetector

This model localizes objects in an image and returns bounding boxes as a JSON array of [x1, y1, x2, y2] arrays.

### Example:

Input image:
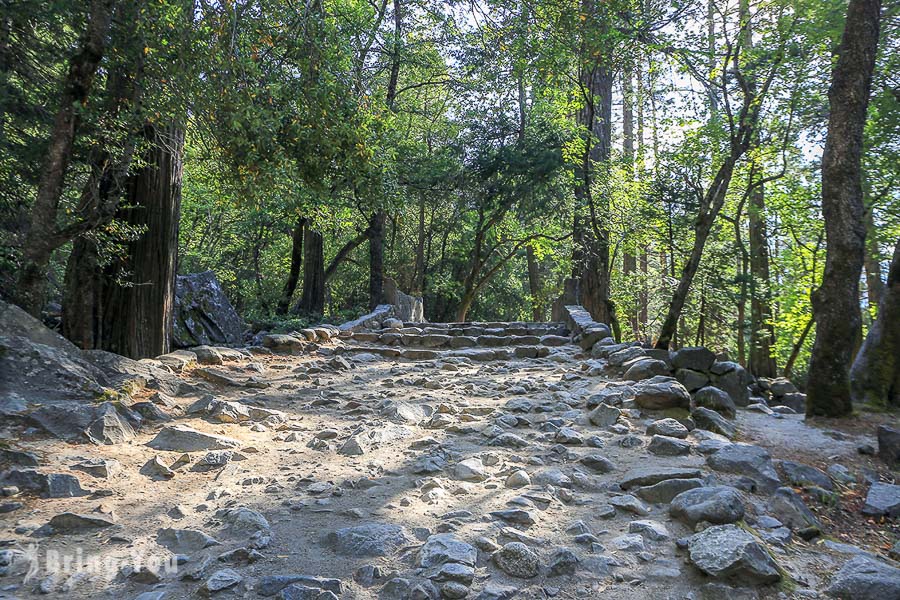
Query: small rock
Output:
[[648, 435, 691, 456], [493, 542, 540, 578], [646, 418, 689, 439], [861, 482, 900, 518], [670, 486, 745, 526]]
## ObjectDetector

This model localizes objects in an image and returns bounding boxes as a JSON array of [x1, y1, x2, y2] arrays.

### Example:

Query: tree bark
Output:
[[413, 198, 426, 294], [385, 0, 401, 110], [748, 180, 777, 377], [276, 216, 307, 315], [296, 227, 326, 316], [573, 63, 613, 325], [527, 245, 543, 321], [368, 210, 385, 310], [806, 0, 881, 417], [863, 208, 884, 309], [850, 239, 900, 407], [100, 123, 183, 359], [62, 30, 144, 347], [14, 0, 115, 316]]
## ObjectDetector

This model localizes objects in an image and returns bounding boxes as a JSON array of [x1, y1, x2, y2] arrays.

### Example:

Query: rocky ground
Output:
[[1, 310, 899, 600]]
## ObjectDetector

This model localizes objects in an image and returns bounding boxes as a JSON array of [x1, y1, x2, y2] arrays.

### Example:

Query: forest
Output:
[[1, 0, 897, 417]]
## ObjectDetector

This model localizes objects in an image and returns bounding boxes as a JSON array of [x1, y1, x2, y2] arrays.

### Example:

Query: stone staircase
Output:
[[340, 320, 575, 362]]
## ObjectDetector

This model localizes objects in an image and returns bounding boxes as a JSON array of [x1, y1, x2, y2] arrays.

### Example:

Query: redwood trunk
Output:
[[806, 0, 881, 417], [296, 228, 325, 316], [101, 124, 183, 359]]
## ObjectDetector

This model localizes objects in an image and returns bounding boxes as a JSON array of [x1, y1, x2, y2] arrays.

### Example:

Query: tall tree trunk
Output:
[[639, 251, 648, 339], [850, 238, 900, 407], [738, 0, 777, 377], [806, 0, 881, 417], [368, 211, 385, 310], [527, 245, 542, 321], [863, 208, 884, 309], [276, 216, 306, 315], [100, 123, 183, 359], [296, 228, 325, 316], [748, 181, 777, 377], [62, 33, 144, 347], [622, 69, 639, 339], [385, 0, 401, 111], [413, 198, 426, 294], [14, 0, 115, 316], [573, 64, 613, 325]]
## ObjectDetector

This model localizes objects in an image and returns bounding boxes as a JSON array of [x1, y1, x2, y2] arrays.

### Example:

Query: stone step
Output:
[[342, 345, 555, 362], [350, 331, 572, 349], [386, 324, 569, 337]]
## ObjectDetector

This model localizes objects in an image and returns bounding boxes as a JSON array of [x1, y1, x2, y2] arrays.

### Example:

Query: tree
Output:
[[13, 0, 115, 315], [806, 0, 882, 417], [654, 1, 788, 349], [851, 238, 900, 407]]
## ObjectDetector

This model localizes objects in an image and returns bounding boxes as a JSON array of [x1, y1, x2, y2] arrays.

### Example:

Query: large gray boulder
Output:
[[672, 347, 716, 372], [384, 277, 424, 322], [670, 486, 745, 526], [861, 482, 900, 518], [711, 361, 752, 406], [707, 444, 782, 493], [826, 556, 900, 600], [171, 271, 244, 348], [632, 376, 691, 410], [687, 525, 781, 585], [0, 301, 108, 405]]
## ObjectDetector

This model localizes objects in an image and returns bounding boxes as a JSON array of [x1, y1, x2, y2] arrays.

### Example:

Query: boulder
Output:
[[767, 487, 822, 532], [777, 461, 833, 491], [27, 401, 136, 444], [419, 534, 477, 568], [687, 525, 780, 584], [0, 469, 89, 498], [877, 425, 900, 466], [147, 425, 240, 452], [384, 277, 424, 322], [620, 466, 703, 489], [623, 358, 669, 381], [171, 271, 244, 348], [157, 528, 221, 552], [323, 523, 411, 557], [646, 418, 689, 439], [672, 347, 716, 372], [632, 376, 691, 410], [861, 482, 900, 518], [588, 403, 621, 427], [670, 486, 745, 526], [691, 407, 737, 439], [648, 435, 691, 456], [826, 555, 900, 600], [711, 362, 752, 406], [692, 386, 737, 419], [635, 478, 705, 504], [676, 368, 709, 392], [47, 512, 116, 533], [707, 444, 781, 493]]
